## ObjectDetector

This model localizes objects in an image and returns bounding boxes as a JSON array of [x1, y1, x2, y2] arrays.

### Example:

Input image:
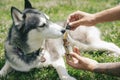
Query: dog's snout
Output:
[[61, 29, 66, 34]]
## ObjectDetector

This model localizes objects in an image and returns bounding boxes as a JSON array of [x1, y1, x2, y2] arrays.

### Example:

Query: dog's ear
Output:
[[24, 0, 32, 9], [11, 7, 23, 25], [44, 13, 49, 20]]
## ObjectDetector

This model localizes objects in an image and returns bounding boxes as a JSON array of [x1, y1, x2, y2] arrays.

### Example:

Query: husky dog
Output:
[[0, 0, 76, 80]]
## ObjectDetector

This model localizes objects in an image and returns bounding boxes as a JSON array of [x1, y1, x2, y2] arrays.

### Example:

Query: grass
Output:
[[0, 0, 120, 80]]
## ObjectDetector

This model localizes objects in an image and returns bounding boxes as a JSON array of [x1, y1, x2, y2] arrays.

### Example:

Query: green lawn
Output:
[[0, 0, 120, 80]]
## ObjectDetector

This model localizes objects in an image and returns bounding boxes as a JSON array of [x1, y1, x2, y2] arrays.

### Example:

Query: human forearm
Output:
[[92, 62, 120, 77], [94, 5, 120, 24]]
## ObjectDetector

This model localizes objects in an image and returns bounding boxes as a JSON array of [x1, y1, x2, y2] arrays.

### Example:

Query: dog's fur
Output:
[[1, 0, 120, 80]]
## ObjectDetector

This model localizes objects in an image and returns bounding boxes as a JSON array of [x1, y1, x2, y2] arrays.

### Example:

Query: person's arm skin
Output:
[[94, 5, 120, 23], [65, 47, 120, 77], [94, 62, 120, 77], [67, 5, 120, 30]]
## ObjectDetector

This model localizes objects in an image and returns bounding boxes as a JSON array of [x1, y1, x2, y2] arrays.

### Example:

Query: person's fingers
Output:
[[67, 14, 76, 23], [66, 16, 72, 23], [66, 56, 80, 68], [65, 54, 75, 65], [65, 52, 83, 69], [72, 57, 79, 64], [66, 60, 78, 68], [70, 16, 75, 22], [66, 53, 76, 62], [69, 20, 81, 29], [70, 52, 81, 59], [65, 52, 79, 64], [69, 27, 77, 31], [69, 52, 85, 63], [67, 11, 83, 23], [73, 47, 77, 53], [73, 47, 80, 55]]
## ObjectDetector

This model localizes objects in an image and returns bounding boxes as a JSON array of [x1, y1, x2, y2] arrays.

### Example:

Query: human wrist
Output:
[[91, 13, 99, 25], [82, 59, 99, 72], [88, 63, 98, 72]]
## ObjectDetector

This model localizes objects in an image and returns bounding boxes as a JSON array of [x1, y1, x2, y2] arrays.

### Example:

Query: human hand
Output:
[[65, 47, 98, 71], [67, 11, 97, 30]]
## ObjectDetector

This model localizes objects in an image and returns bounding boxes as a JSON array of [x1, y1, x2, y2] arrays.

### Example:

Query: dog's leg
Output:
[[91, 41, 120, 56], [0, 61, 12, 77], [52, 57, 76, 80]]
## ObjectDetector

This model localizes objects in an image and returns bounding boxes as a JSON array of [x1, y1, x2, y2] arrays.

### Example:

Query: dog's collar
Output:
[[11, 47, 46, 63], [15, 47, 43, 56]]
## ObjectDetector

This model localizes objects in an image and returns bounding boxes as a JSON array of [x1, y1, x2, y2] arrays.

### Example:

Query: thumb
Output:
[[69, 19, 85, 29], [70, 52, 82, 61], [70, 53, 87, 64], [69, 20, 81, 28]]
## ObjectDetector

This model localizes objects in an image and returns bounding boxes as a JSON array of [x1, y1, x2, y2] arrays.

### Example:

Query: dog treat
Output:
[[63, 32, 69, 54], [63, 32, 72, 58], [66, 24, 71, 30], [63, 32, 73, 60]]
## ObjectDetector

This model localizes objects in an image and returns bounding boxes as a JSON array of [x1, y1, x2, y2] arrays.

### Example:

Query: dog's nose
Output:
[[61, 29, 66, 34]]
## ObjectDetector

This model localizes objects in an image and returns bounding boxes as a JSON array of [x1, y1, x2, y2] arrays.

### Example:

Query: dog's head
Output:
[[11, 0, 65, 40]]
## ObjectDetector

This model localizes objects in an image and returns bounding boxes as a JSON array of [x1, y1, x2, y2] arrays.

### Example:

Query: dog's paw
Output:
[[61, 76, 76, 80], [0, 71, 5, 77], [108, 53, 120, 57]]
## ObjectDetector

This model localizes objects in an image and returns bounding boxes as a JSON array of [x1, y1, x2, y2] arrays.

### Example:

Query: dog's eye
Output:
[[38, 23, 46, 28]]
